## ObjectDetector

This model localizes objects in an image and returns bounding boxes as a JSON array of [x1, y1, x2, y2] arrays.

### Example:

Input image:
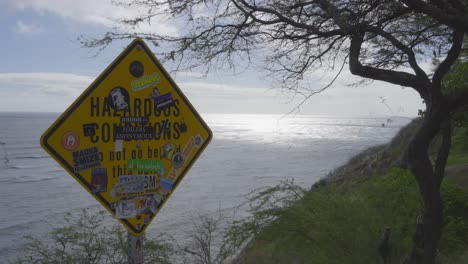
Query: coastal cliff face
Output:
[[229, 118, 468, 264], [324, 118, 422, 185]]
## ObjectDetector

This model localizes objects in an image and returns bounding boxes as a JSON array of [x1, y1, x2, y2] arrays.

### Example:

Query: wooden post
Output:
[[128, 231, 144, 264]]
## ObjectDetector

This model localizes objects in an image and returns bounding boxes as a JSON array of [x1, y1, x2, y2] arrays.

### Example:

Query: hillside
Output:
[[230, 119, 468, 264]]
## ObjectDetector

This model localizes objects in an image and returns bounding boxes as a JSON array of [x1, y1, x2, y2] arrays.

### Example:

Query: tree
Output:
[[80, 1, 468, 263]]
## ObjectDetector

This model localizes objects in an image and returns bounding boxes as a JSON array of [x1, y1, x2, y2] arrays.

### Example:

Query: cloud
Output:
[[180, 82, 271, 97], [0, 72, 96, 112], [177, 79, 423, 116], [16, 20, 43, 34], [0, 72, 93, 96], [0, 71, 423, 116], [8, 0, 177, 35]]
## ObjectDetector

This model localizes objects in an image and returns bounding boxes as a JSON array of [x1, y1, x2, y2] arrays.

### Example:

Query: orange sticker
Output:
[[61, 131, 80, 150]]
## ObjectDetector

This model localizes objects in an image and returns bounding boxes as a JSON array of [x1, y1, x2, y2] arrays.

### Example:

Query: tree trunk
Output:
[[405, 109, 447, 264], [421, 191, 443, 263], [407, 157, 444, 264]]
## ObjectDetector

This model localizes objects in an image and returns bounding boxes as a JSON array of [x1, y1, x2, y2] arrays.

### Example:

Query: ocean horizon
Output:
[[0, 112, 412, 261]]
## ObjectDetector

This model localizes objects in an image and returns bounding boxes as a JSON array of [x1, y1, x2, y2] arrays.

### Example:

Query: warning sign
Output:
[[40, 38, 212, 236]]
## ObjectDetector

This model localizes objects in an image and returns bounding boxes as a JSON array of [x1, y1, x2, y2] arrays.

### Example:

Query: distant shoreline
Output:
[[0, 111, 417, 119]]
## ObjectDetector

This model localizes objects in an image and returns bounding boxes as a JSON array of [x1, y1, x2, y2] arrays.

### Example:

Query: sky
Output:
[[0, 0, 424, 117]]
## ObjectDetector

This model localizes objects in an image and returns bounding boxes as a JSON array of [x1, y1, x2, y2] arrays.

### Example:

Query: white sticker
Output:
[[115, 200, 137, 219], [115, 139, 123, 152]]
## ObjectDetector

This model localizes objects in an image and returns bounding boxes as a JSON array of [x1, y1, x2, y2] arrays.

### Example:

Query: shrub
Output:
[[223, 168, 468, 263], [13, 209, 177, 264]]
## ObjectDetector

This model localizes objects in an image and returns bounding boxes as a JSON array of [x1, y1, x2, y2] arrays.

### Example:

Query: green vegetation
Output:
[[444, 125, 468, 192], [230, 169, 468, 264], [447, 126, 468, 166], [14, 209, 226, 264], [225, 121, 468, 264], [14, 209, 177, 264]]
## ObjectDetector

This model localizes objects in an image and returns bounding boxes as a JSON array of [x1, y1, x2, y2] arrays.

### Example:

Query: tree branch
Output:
[[184, 247, 207, 262], [366, 25, 430, 82], [434, 119, 452, 187], [432, 29, 464, 87], [234, 0, 345, 37], [281, 54, 348, 118], [400, 0, 468, 31], [349, 33, 428, 98]]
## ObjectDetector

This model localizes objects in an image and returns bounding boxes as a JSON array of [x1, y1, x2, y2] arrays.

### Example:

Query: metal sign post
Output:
[[128, 231, 144, 264]]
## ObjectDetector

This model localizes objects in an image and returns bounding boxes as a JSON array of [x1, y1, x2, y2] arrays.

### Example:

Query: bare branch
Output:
[[349, 33, 428, 98], [432, 29, 464, 87], [80, 0, 464, 113], [281, 54, 348, 118], [366, 25, 429, 82], [234, 0, 345, 37], [399, 0, 468, 31]]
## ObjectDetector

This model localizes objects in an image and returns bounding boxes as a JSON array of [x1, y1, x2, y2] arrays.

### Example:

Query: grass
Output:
[[237, 169, 468, 264], [234, 121, 468, 264], [445, 125, 468, 190], [444, 164, 468, 190], [447, 126, 468, 166]]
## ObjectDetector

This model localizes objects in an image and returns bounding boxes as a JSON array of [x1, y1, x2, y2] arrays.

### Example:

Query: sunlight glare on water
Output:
[[204, 113, 409, 145]]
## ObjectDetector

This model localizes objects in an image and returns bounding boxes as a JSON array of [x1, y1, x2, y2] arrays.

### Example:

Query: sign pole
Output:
[[128, 231, 144, 264]]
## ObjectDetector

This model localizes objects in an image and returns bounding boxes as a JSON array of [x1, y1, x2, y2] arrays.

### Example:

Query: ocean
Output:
[[0, 112, 411, 261]]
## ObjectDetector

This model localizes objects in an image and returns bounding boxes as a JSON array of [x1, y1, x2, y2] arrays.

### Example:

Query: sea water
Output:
[[0, 112, 411, 261]]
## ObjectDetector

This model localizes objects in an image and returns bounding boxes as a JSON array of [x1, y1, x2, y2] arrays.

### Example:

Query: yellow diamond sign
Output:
[[40, 38, 212, 236]]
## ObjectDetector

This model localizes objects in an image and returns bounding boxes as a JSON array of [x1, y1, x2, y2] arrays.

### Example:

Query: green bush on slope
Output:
[[233, 168, 468, 264]]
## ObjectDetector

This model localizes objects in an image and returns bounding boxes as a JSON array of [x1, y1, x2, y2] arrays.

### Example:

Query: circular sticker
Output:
[[61, 131, 80, 150], [129, 60, 144, 77], [118, 201, 134, 217], [109, 87, 130, 111], [172, 152, 185, 169]]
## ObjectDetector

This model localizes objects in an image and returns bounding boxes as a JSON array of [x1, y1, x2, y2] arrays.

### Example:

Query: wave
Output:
[[1, 163, 57, 171], [2, 165, 21, 170], [14, 155, 49, 160], [0, 217, 49, 234], [2, 145, 41, 151], [0, 177, 54, 183], [0, 204, 102, 233]]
